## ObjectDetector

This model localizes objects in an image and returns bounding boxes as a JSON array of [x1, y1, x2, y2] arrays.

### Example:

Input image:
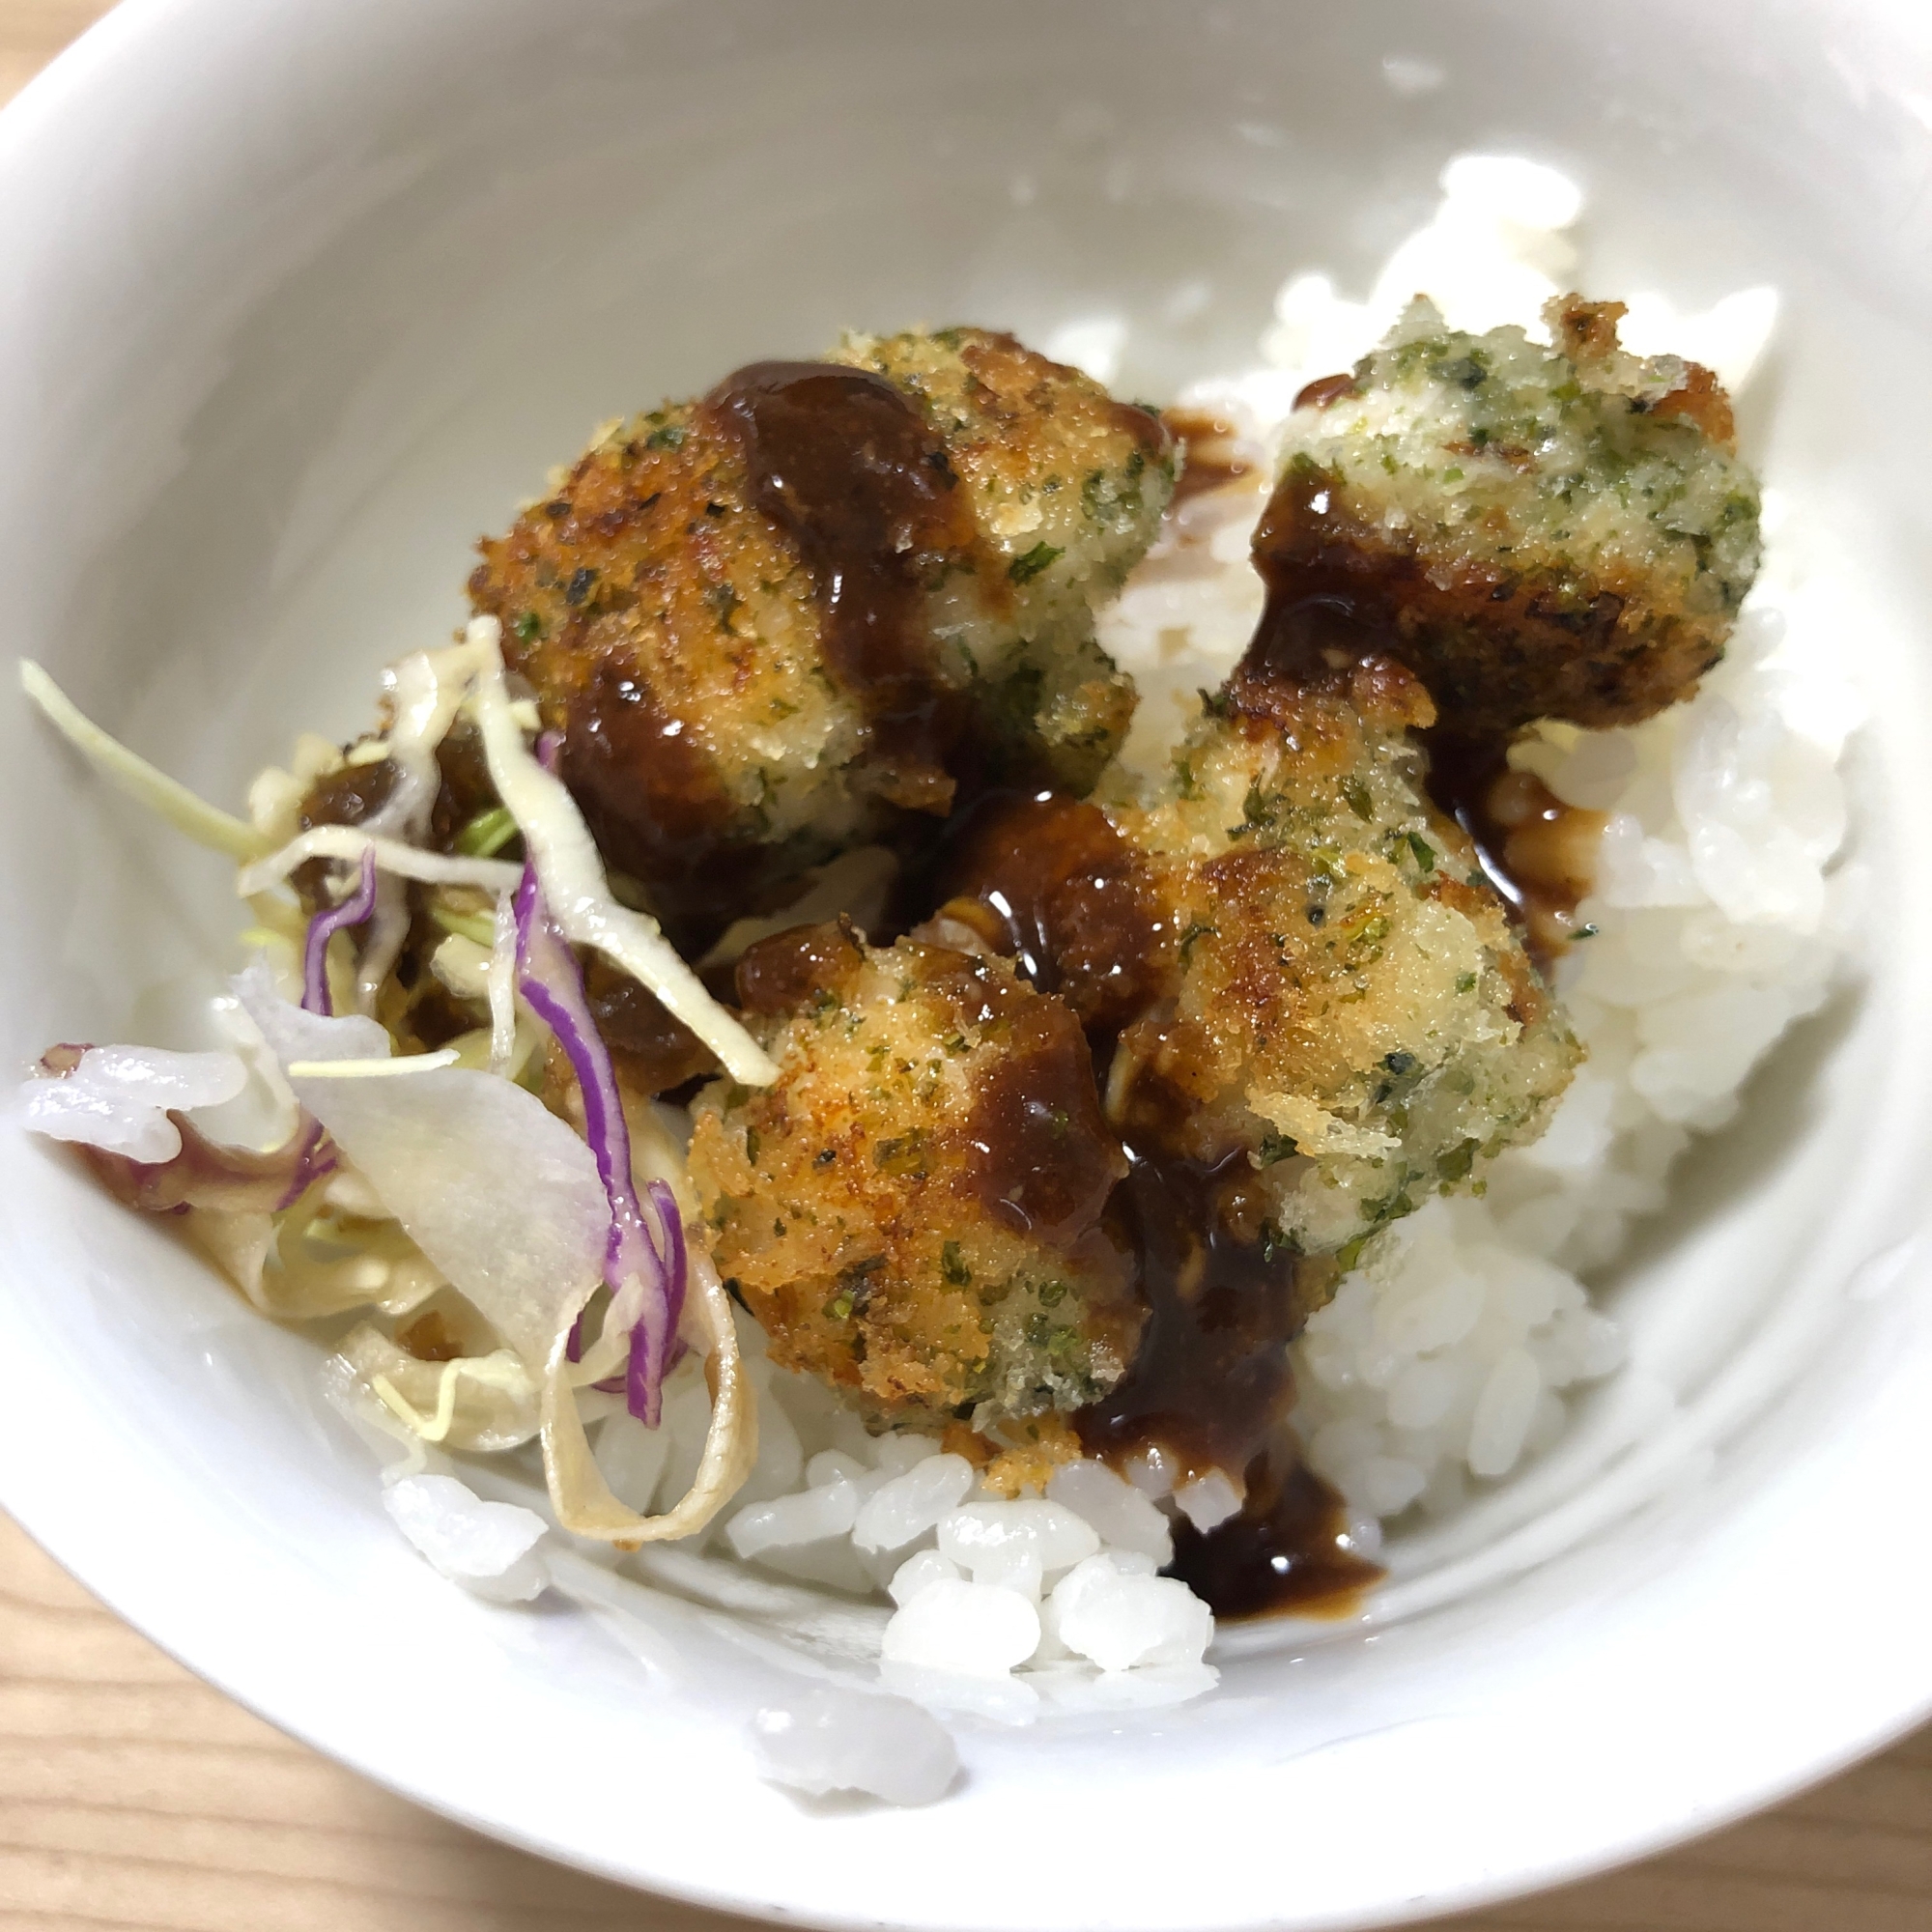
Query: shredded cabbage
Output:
[[19, 661, 270, 861], [236, 824, 521, 897], [354, 639, 489, 1008], [235, 960, 607, 1368], [285, 1049, 461, 1079], [353, 1334, 539, 1450], [514, 863, 680, 1425], [302, 847, 378, 1016], [465, 616, 778, 1087], [26, 632, 767, 1560], [232, 963, 753, 1536], [541, 1239, 756, 1545], [198, 1200, 444, 1323]]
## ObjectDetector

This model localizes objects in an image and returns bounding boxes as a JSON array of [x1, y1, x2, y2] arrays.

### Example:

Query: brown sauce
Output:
[[1248, 458, 1605, 971], [1075, 1145, 1297, 1476], [428, 718, 500, 849], [298, 753, 398, 835], [1291, 371, 1360, 412], [721, 438, 1601, 1620], [733, 917, 867, 1018], [560, 654, 763, 929], [929, 788, 1168, 1034], [585, 953, 717, 1094], [932, 791, 1379, 1619], [294, 753, 399, 906], [708, 360, 979, 814], [1423, 731, 1606, 971], [397, 1310, 465, 1363], [1248, 466, 1421, 696], [1168, 1451, 1378, 1620], [967, 998, 1126, 1254], [1070, 1121, 1374, 1620], [921, 457, 1610, 1616], [1162, 407, 1256, 504]]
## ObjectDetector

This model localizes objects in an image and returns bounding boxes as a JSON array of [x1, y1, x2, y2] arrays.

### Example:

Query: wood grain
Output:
[[3, 7, 1928, 1929]]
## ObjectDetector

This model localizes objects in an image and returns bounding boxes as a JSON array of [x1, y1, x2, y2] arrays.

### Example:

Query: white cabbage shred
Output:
[[17, 660, 269, 860], [465, 615, 778, 1087]]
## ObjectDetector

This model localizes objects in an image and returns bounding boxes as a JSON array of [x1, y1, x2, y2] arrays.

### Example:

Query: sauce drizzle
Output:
[[1163, 407, 1257, 504], [933, 789, 1379, 1620], [1248, 463, 1605, 971], [709, 360, 979, 814], [1423, 733, 1607, 972]]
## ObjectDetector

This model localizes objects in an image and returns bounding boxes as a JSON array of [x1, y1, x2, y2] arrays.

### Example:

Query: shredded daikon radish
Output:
[[20, 661, 270, 861], [465, 615, 777, 1087], [235, 963, 605, 1370]]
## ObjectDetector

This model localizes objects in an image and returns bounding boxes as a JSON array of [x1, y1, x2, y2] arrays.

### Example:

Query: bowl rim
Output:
[[11, 1473, 1931, 1932], [3, 2, 1931, 1927]]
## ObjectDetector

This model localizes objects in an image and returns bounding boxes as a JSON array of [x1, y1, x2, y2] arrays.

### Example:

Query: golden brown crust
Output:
[[1264, 295, 1761, 739], [689, 925, 1140, 1429], [1252, 452, 1731, 737], [1548, 297, 1735, 448], [944, 660, 1581, 1264], [472, 398, 865, 920], [469, 330, 1173, 936]]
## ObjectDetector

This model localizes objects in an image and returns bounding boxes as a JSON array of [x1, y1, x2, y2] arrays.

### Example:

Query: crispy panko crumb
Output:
[[1262, 295, 1761, 735], [833, 327, 1173, 733], [974, 1417, 1086, 1497], [944, 647, 1580, 1269], [687, 923, 1139, 1431], [1113, 654, 1581, 1262], [470, 329, 1171, 928]]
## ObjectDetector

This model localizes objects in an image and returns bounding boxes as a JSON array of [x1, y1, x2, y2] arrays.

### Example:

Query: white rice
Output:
[[389, 157, 1860, 1730], [590, 1322, 1220, 1714], [1094, 156, 1856, 1543]]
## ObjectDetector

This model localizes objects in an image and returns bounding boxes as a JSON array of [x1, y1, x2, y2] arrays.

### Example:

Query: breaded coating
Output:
[[470, 329, 1172, 931], [687, 922, 1139, 1430], [1120, 657, 1579, 1259], [832, 328, 1173, 684], [1262, 295, 1761, 736], [944, 645, 1581, 1264]]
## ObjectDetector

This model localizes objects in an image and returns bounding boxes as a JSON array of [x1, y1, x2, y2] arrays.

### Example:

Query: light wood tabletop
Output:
[[3, 6, 1929, 1930]]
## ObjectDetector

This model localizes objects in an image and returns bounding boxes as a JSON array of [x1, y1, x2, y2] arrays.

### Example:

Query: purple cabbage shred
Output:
[[300, 847, 379, 1017], [512, 864, 686, 1426]]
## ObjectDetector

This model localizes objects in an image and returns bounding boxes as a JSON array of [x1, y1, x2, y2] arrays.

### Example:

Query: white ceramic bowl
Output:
[[3, 2, 1931, 1926]]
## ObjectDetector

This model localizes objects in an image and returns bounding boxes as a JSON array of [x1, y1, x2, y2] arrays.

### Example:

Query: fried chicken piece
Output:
[[1261, 295, 1761, 736], [470, 329, 1173, 935], [687, 922, 1139, 1430], [943, 634, 1581, 1264]]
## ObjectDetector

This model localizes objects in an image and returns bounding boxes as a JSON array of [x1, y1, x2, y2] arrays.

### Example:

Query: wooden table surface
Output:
[[4, 6, 1930, 1929]]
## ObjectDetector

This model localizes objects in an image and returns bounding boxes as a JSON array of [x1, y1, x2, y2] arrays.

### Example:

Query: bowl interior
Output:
[[3, 2, 1932, 1927]]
